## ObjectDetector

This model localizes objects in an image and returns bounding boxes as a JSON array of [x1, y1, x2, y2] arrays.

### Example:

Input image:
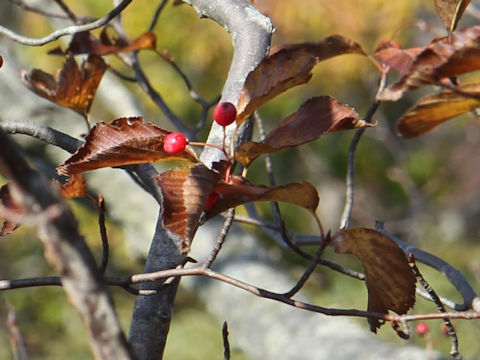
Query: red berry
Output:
[[204, 192, 220, 212], [213, 102, 237, 127], [415, 322, 429, 336], [163, 132, 187, 154]]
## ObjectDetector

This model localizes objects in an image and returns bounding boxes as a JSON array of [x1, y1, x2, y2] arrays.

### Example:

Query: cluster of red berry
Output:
[[162, 102, 237, 211], [162, 102, 237, 155]]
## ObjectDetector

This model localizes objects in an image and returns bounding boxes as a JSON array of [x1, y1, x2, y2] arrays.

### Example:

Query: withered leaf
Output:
[[0, 184, 22, 236], [236, 35, 366, 124], [235, 96, 369, 166], [397, 83, 480, 138], [378, 25, 480, 101], [333, 227, 416, 332], [21, 54, 106, 116], [374, 40, 424, 74], [52, 175, 88, 199], [435, 0, 471, 33], [204, 177, 319, 220], [155, 164, 221, 252], [49, 30, 156, 56], [57, 117, 198, 176]]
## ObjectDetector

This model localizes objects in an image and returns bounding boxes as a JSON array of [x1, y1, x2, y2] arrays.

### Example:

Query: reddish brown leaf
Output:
[[155, 164, 221, 251], [236, 35, 366, 124], [378, 26, 480, 101], [397, 83, 480, 138], [52, 175, 88, 199], [333, 228, 416, 332], [374, 40, 424, 74], [235, 96, 369, 166], [204, 176, 319, 220], [0, 184, 23, 236], [435, 0, 471, 33], [57, 117, 198, 176], [21, 54, 106, 116], [49, 30, 156, 56]]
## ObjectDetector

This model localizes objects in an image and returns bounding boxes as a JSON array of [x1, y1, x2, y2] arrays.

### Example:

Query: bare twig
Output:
[[97, 195, 109, 275], [222, 321, 230, 360], [148, 0, 169, 32], [0, 0, 132, 46], [5, 300, 29, 360], [409, 254, 463, 360], [339, 72, 387, 229], [203, 209, 235, 269], [53, 0, 77, 22], [0, 129, 133, 359], [8, 0, 85, 20]]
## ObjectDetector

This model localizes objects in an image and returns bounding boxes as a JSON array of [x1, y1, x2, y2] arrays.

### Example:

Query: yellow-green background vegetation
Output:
[[1, 0, 480, 359]]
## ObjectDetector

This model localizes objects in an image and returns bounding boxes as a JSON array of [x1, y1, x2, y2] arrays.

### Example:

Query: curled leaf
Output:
[[204, 177, 319, 220], [378, 26, 480, 101], [435, 0, 471, 34], [333, 228, 416, 332], [49, 29, 156, 56], [155, 164, 221, 252], [236, 35, 366, 124], [397, 83, 480, 138], [57, 117, 198, 176], [21, 54, 106, 116], [235, 96, 369, 166]]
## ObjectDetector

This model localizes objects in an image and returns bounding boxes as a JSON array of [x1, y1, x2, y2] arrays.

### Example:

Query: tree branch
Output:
[[0, 129, 133, 360], [0, 0, 132, 46]]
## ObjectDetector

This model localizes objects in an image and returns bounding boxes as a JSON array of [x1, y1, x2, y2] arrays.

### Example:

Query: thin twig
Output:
[[222, 322, 231, 360], [8, 0, 87, 20], [203, 209, 235, 269], [339, 72, 387, 229], [97, 195, 109, 275], [148, 0, 169, 32], [4, 300, 30, 360], [53, 0, 77, 22], [409, 254, 463, 360], [283, 233, 329, 298], [0, 0, 132, 46]]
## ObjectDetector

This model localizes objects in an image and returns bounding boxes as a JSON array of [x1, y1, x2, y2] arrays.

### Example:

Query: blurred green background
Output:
[[1, 0, 480, 359]]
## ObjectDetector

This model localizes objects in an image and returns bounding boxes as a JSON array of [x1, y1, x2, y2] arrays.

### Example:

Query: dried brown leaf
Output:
[[49, 30, 156, 56], [333, 227, 416, 332], [236, 35, 366, 124], [204, 177, 319, 220], [374, 40, 424, 74], [435, 0, 472, 33], [155, 164, 221, 251], [235, 96, 369, 166], [378, 26, 480, 101], [21, 54, 106, 116], [397, 83, 480, 138], [57, 117, 198, 176], [0, 184, 22, 236]]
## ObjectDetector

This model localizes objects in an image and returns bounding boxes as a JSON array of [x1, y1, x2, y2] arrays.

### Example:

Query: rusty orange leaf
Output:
[[57, 117, 198, 176], [333, 227, 416, 332], [374, 40, 424, 74], [52, 175, 88, 199], [155, 164, 221, 252], [21, 54, 106, 116], [397, 83, 480, 138], [235, 96, 369, 166], [236, 35, 366, 124]]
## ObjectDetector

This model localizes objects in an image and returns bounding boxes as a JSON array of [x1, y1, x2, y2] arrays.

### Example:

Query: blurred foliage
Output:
[[1, 0, 480, 359]]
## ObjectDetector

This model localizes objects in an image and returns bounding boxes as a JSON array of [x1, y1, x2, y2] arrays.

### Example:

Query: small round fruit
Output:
[[415, 322, 429, 336], [204, 192, 220, 212], [213, 102, 237, 127], [163, 132, 187, 154]]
